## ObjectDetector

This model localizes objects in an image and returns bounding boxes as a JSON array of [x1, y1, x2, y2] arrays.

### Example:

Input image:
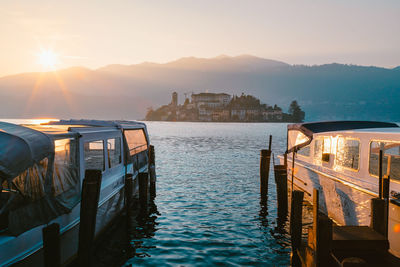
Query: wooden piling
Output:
[[268, 134, 272, 151], [42, 223, 60, 267], [274, 164, 288, 218], [382, 175, 390, 238], [148, 145, 156, 199], [379, 149, 383, 199], [78, 169, 102, 267], [312, 189, 319, 252], [317, 215, 333, 266], [260, 149, 271, 199], [139, 172, 149, 215], [370, 197, 386, 236], [290, 190, 304, 267], [307, 189, 334, 266], [125, 174, 133, 226]]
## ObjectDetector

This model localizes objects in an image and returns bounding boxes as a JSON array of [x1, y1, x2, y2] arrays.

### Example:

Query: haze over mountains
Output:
[[1, 55, 399, 121]]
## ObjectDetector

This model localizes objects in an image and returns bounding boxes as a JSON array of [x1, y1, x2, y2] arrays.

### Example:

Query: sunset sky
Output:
[[1, 0, 399, 77]]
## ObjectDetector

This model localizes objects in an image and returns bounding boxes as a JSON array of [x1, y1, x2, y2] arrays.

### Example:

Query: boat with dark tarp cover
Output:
[[280, 121, 400, 258], [0, 119, 154, 266]]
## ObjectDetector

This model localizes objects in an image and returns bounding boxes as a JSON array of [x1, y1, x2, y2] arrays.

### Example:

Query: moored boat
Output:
[[0, 119, 154, 266], [279, 121, 400, 258]]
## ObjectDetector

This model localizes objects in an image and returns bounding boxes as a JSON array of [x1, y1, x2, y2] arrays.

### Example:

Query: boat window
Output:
[[11, 157, 49, 200], [297, 145, 310, 157], [84, 140, 105, 171], [107, 137, 122, 168], [314, 138, 323, 159], [314, 137, 331, 162], [336, 138, 360, 170], [124, 129, 148, 156], [369, 141, 400, 181], [53, 138, 79, 195]]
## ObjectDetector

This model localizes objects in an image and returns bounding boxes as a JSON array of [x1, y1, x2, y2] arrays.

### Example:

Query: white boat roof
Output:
[[287, 121, 400, 152], [21, 119, 147, 136]]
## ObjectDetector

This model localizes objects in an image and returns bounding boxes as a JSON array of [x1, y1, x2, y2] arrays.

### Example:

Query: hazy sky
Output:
[[1, 0, 399, 77]]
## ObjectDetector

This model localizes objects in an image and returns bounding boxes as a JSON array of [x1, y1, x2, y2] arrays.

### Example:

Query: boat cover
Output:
[[0, 122, 80, 235], [287, 121, 399, 153], [0, 122, 53, 179]]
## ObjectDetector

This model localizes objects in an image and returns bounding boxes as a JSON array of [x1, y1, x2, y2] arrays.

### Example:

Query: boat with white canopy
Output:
[[0, 119, 153, 266], [280, 121, 400, 258]]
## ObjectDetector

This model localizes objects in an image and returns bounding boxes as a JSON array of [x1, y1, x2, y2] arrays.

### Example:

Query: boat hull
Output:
[[1, 172, 141, 267], [281, 157, 400, 258]]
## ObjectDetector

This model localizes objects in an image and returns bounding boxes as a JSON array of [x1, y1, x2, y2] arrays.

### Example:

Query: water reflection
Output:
[[92, 199, 159, 267]]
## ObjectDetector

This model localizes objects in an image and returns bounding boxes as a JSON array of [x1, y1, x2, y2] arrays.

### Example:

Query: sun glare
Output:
[[37, 50, 59, 70]]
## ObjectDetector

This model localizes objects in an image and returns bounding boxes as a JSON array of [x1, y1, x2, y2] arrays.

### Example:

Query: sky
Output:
[[1, 0, 399, 77]]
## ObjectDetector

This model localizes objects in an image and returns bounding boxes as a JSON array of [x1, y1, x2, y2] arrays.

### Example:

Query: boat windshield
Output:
[[288, 129, 311, 152]]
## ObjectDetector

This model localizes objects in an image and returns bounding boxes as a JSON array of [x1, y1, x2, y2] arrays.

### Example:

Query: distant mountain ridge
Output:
[[0, 55, 399, 121]]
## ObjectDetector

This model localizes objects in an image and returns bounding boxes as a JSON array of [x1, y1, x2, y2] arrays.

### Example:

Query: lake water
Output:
[[124, 122, 291, 266], [2, 120, 292, 266]]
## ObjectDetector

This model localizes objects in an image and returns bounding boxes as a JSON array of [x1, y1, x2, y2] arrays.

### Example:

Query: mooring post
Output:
[[268, 134, 272, 151], [382, 175, 390, 238], [317, 214, 333, 266], [139, 172, 149, 215], [149, 145, 156, 199], [274, 164, 288, 218], [78, 169, 102, 267], [290, 190, 304, 267], [125, 173, 133, 228], [42, 223, 61, 267], [312, 189, 319, 251], [260, 149, 271, 200], [379, 149, 383, 199], [371, 197, 386, 236], [291, 150, 296, 193]]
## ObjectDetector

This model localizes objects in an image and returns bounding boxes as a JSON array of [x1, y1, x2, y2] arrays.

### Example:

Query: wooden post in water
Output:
[[260, 135, 272, 200], [268, 134, 272, 152], [260, 149, 271, 200], [78, 169, 102, 267], [307, 189, 333, 266], [125, 174, 133, 227], [290, 190, 304, 267], [371, 197, 386, 236], [274, 164, 288, 218], [317, 215, 333, 266], [291, 150, 296, 192], [382, 175, 390, 238], [139, 172, 149, 215], [42, 223, 60, 267], [148, 145, 156, 199], [379, 149, 383, 199], [312, 189, 319, 252]]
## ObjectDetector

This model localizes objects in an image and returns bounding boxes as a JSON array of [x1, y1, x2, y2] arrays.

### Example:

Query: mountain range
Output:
[[0, 55, 399, 121]]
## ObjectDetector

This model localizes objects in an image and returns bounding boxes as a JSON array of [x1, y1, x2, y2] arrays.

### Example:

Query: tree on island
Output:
[[288, 100, 305, 122]]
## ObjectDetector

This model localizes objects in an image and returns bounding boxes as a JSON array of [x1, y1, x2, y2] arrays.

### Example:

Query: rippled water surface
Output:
[[125, 122, 291, 266]]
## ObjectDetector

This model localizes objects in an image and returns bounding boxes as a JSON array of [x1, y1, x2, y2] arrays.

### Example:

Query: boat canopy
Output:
[[0, 122, 81, 236], [0, 122, 53, 180], [287, 121, 399, 153]]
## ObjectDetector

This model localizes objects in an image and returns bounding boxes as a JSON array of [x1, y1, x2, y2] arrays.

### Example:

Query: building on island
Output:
[[145, 91, 303, 122], [171, 91, 178, 106], [191, 93, 231, 108]]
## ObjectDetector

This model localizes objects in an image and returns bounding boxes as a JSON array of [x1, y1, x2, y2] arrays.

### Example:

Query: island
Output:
[[145, 92, 305, 122]]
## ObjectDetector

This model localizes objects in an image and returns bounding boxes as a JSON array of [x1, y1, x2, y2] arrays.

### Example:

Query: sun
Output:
[[37, 49, 59, 70]]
